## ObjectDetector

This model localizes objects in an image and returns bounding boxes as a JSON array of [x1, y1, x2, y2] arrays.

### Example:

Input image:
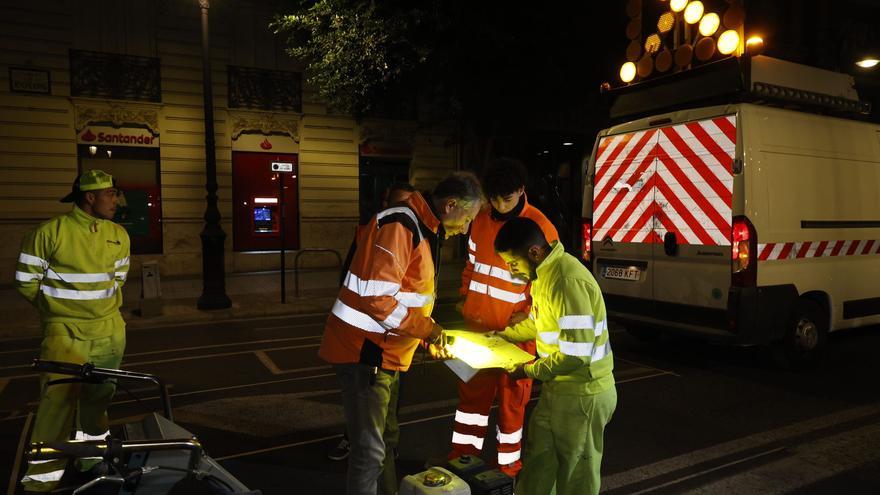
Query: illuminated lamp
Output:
[[627, 17, 642, 40], [657, 12, 675, 34], [644, 33, 662, 54], [745, 36, 764, 56], [718, 29, 740, 55], [674, 44, 693, 67], [627, 39, 642, 61], [695, 37, 716, 61], [637, 54, 654, 77], [856, 58, 880, 68], [723, 5, 745, 29], [684, 1, 704, 24], [656, 48, 673, 72], [698, 12, 720, 36], [670, 0, 688, 13], [620, 62, 637, 83]]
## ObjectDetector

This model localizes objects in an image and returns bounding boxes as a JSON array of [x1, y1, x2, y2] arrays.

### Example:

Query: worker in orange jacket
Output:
[[320, 172, 484, 495], [450, 158, 559, 477]]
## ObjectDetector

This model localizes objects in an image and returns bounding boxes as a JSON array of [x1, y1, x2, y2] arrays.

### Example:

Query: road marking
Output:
[[614, 356, 681, 377], [215, 371, 675, 461], [601, 403, 880, 492], [620, 447, 788, 495]]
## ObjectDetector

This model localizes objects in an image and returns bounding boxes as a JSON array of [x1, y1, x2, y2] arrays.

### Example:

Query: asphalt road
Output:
[[2, 304, 879, 494]]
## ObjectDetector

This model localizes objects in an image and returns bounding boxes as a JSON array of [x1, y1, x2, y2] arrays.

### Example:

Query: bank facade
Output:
[[0, 1, 458, 282]]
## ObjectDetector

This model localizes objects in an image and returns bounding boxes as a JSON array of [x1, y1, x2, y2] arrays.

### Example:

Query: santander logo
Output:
[[260, 138, 273, 150], [80, 128, 156, 145]]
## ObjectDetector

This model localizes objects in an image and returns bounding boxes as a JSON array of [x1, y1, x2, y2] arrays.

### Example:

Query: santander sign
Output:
[[78, 127, 159, 147]]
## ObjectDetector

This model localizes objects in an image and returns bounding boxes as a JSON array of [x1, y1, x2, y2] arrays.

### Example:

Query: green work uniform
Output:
[[500, 241, 616, 495], [14, 205, 130, 492]]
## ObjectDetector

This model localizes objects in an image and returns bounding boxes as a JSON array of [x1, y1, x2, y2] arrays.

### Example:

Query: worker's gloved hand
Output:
[[508, 312, 528, 327], [428, 332, 454, 360], [454, 297, 465, 315]]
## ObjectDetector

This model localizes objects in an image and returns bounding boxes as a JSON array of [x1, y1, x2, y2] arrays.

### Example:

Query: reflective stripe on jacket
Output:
[[460, 197, 558, 332], [319, 192, 440, 372], [14, 206, 130, 326], [500, 241, 614, 394]]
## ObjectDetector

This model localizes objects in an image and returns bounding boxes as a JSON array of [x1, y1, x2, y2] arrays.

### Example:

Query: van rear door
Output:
[[592, 127, 662, 304], [651, 116, 736, 313], [591, 114, 737, 324]]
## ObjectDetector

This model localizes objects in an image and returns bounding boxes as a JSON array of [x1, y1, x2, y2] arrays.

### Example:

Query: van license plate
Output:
[[603, 266, 641, 281]]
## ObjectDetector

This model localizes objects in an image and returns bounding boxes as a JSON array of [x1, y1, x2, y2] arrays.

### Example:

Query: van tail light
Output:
[[731, 215, 757, 287], [582, 219, 592, 262]]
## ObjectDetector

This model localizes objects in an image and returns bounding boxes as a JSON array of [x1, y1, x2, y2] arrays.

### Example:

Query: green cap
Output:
[[60, 169, 116, 203]]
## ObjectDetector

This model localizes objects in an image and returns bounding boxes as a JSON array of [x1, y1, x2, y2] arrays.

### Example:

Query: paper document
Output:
[[442, 330, 535, 372]]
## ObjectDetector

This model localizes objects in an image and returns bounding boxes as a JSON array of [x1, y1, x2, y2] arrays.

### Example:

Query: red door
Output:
[[232, 151, 299, 252]]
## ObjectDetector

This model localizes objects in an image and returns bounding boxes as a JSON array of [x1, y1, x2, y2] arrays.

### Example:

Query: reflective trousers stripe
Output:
[[451, 432, 484, 450], [496, 427, 523, 444], [497, 450, 521, 465], [75, 430, 110, 441], [22, 469, 66, 483], [455, 410, 489, 426]]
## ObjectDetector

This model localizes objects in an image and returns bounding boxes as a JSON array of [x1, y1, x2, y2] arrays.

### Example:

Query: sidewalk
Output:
[[0, 262, 465, 338]]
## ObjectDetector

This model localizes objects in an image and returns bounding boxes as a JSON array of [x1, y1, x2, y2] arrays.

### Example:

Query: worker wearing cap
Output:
[[449, 158, 558, 477], [495, 217, 616, 495], [14, 170, 130, 493]]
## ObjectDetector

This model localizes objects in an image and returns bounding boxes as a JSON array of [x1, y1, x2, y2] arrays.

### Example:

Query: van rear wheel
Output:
[[772, 299, 828, 369]]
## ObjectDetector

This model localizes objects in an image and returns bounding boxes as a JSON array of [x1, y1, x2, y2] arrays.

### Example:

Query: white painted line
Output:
[[216, 371, 673, 461], [620, 447, 788, 495], [614, 357, 682, 377], [601, 403, 880, 492]]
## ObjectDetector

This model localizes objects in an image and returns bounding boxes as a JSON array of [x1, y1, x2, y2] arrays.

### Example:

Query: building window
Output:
[[228, 66, 302, 112], [69, 50, 161, 102]]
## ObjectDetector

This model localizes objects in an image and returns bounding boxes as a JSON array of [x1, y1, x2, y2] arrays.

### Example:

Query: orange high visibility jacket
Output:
[[320, 192, 440, 372], [460, 196, 559, 332]]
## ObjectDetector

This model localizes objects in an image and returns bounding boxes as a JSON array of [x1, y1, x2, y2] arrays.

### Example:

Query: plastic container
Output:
[[399, 466, 471, 495]]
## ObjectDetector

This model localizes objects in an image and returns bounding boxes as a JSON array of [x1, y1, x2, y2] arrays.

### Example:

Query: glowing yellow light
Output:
[[670, 0, 688, 13], [745, 36, 765, 56], [718, 29, 740, 55], [698, 12, 720, 36], [856, 58, 880, 68], [684, 1, 704, 24], [657, 12, 675, 33], [620, 62, 637, 83], [445, 337, 495, 368], [644, 34, 662, 54]]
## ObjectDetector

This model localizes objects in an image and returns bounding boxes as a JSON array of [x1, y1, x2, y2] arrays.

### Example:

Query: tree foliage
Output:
[[272, 0, 430, 116]]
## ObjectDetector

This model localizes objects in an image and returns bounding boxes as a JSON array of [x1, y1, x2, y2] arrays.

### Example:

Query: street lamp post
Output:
[[197, 0, 231, 309]]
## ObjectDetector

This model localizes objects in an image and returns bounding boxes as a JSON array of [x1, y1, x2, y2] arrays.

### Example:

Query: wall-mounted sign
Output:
[[78, 126, 159, 147], [9, 67, 51, 94], [271, 162, 294, 173]]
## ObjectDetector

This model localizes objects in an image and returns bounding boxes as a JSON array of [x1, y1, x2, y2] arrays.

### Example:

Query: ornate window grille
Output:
[[228, 66, 302, 112], [69, 50, 161, 102]]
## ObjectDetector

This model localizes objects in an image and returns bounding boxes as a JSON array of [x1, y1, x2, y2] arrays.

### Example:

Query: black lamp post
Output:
[[197, 0, 231, 309]]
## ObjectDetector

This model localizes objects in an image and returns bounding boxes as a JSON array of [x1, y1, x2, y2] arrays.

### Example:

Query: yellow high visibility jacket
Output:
[[500, 241, 615, 394], [14, 206, 130, 336]]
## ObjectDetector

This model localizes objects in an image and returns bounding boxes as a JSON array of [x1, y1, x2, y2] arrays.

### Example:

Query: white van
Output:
[[582, 56, 880, 365]]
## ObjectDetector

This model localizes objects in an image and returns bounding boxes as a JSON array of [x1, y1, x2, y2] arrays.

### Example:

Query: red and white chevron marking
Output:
[[593, 115, 736, 246], [758, 239, 880, 261]]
